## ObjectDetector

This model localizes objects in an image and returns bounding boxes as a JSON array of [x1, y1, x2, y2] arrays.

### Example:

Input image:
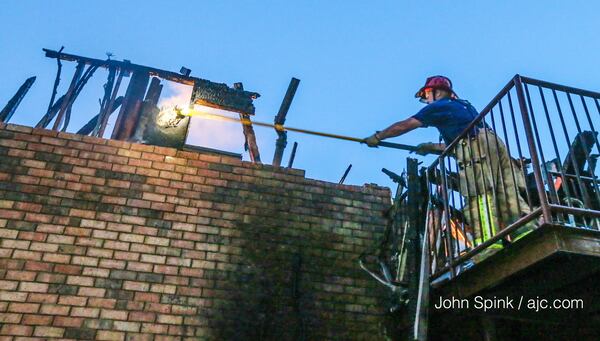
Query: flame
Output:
[[158, 82, 246, 151]]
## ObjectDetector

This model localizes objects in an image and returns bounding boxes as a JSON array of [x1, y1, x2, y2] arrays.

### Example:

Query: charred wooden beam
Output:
[[36, 95, 64, 128], [0, 76, 36, 123], [130, 77, 163, 142], [111, 71, 150, 140], [192, 79, 260, 115], [287, 142, 298, 168], [97, 69, 125, 137], [144, 77, 163, 106], [91, 66, 116, 136], [44, 48, 198, 86], [61, 64, 99, 132], [233, 82, 261, 163], [77, 96, 123, 136], [45, 46, 64, 120], [339, 164, 352, 184], [272, 77, 300, 167], [53, 62, 84, 130]]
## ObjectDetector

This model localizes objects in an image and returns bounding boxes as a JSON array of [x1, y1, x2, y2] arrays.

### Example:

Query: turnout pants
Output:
[[455, 129, 531, 245]]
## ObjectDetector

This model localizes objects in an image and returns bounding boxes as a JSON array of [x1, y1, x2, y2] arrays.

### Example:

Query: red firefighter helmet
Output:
[[415, 75, 457, 99]]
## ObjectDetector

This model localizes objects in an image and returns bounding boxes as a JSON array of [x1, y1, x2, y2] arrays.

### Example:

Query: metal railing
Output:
[[427, 75, 600, 280]]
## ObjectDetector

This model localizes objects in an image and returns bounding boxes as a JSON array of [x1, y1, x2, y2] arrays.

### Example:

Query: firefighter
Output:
[[364, 76, 533, 255]]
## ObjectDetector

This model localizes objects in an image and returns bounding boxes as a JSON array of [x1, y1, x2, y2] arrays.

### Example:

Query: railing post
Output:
[[438, 155, 457, 278], [514, 75, 552, 224]]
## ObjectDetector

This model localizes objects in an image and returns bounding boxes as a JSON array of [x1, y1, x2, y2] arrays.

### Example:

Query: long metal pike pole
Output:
[[182, 109, 421, 153]]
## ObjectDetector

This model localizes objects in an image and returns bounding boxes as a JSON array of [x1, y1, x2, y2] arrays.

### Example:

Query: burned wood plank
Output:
[[77, 96, 123, 135], [287, 142, 298, 168], [339, 164, 352, 184], [233, 82, 261, 163], [44, 48, 197, 86], [111, 71, 150, 140], [45, 46, 64, 120], [61, 64, 99, 132], [144, 77, 163, 106], [97, 69, 125, 137], [130, 77, 163, 142], [53, 62, 84, 130], [272, 77, 300, 167], [90, 66, 116, 135], [0, 76, 36, 122], [192, 79, 260, 115]]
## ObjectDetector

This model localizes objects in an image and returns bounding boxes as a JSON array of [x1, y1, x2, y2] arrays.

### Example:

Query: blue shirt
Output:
[[411, 98, 483, 145]]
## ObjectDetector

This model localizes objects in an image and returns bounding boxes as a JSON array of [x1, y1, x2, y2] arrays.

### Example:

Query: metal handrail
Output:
[[427, 74, 600, 279]]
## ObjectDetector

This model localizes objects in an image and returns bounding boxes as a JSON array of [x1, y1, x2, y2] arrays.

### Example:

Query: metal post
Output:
[[514, 75, 552, 224], [439, 156, 457, 278]]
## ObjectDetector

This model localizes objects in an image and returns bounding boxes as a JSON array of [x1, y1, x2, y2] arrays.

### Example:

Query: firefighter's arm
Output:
[[377, 117, 423, 140], [414, 142, 446, 155]]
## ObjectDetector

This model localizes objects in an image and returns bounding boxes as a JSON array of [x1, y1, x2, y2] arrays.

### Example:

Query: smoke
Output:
[[158, 82, 246, 152]]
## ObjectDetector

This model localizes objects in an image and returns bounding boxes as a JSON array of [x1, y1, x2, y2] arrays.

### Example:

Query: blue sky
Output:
[[1, 1, 598, 190]]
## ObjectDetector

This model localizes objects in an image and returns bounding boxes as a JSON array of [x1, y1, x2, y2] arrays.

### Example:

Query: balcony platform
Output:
[[432, 224, 600, 325]]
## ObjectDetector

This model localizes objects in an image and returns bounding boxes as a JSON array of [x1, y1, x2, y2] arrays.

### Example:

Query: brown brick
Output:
[[19, 282, 49, 293], [0, 312, 22, 323], [8, 303, 40, 314], [14, 202, 43, 212], [82, 267, 110, 278], [40, 304, 70, 316], [0, 291, 28, 302], [53, 316, 84, 327], [54, 264, 82, 275], [78, 287, 105, 297], [27, 293, 58, 304], [113, 251, 139, 261], [140, 152, 163, 162], [145, 302, 171, 314], [120, 216, 145, 225], [141, 322, 168, 334], [99, 309, 128, 320], [113, 321, 140, 332], [70, 307, 99, 318], [12, 250, 42, 261], [133, 292, 160, 303], [0, 208, 25, 220], [16, 232, 47, 242], [33, 326, 64, 337], [140, 254, 165, 264], [0, 280, 18, 290], [23, 314, 53, 325], [71, 256, 99, 267], [98, 259, 125, 270], [1, 324, 33, 336], [157, 314, 182, 325], [66, 275, 94, 286], [117, 148, 141, 158], [97, 330, 126, 341], [87, 298, 116, 309], [58, 295, 87, 306], [129, 311, 156, 323], [5, 270, 36, 281]]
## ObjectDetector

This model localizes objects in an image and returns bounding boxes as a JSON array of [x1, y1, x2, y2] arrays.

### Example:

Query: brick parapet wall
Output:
[[0, 123, 391, 340]]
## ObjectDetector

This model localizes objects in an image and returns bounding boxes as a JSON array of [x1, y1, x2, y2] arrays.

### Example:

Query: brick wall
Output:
[[0, 123, 391, 340]]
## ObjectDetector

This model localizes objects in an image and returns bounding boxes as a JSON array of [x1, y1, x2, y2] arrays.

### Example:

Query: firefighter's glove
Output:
[[364, 133, 382, 147], [413, 142, 438, 156]]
